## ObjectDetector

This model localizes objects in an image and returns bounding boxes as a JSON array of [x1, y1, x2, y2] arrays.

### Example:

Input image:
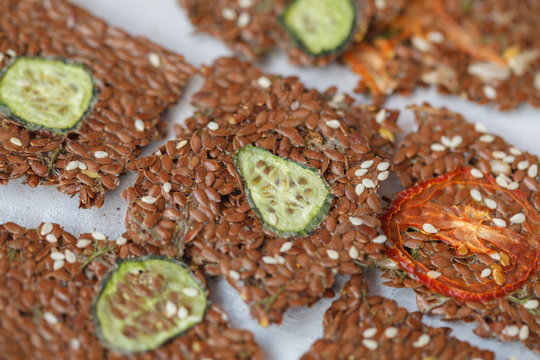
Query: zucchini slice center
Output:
[[234, 145, 333, 237], [0, 57, 94, 132], [94, 257, 207, 353], [281, 0, 356, 56]]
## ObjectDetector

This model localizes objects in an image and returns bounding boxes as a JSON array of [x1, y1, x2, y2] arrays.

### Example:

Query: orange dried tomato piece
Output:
[[382, 167, 540, 302]]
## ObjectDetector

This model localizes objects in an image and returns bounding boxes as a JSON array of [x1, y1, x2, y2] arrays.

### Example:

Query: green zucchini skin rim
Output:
[[279, 0, 358, 57], [0, 56, 98, 135], [91, 255, 209, 354], [233, 144, 334, 238]]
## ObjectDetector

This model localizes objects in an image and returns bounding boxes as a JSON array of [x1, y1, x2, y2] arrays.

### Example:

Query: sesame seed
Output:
[[485, 199, 497, 209], [479, 134, 495, 143], [275, 255, 285, 264], [262, 256, 277, 264], [422, 223, 438, 234], [412, 35, 432, 52], [91, 231, 105, 241], [362, 339, 378, 350], [474, 122, 487, 133], [427, 270, 442, 279], [50, 251, 65, 261], [349, 246, 359, 259], [450, 135, 463, 149], [222, 7, 236, 20], [148, 53, 161, 67], [492, 151, 506, 159], [116, 236, 127, 245], [362, 178, 376, 188], [384, 327, 398, 338], [481, 268, 492, 278], [268, 213, 277, 225], [355, 168, 368, 177], [94, 151, 108, 159], [374, 0, 386, 10], [182, 287, 198, 297], [508, 182, 519, 190], [6, 49, 16, 57], [517, 160, 530, 170], [9, 137, 22, 146], [377, 171, 389, 181], [492, 218, 507, 227], [427, 31, 444, 43], [177, 306, 189, 319], [65, 249, 76, 264], [349, 217, 363, 226], [43, 312, 58, 325], [470, 168, 483, 178], [46, 234, 58, 243], [65, 161, 79, 171], [430, 143, 446, 151], [503, 155, 515, 163], [134, 119, 145, 132], [53, 259, 65, 271], [280, 242, 293, 253], [413, 334, 430, 348], [70, 338, 81, 350], [375, 109, 386, 123], [355, 183, 365, 196], [490, 252, 501, 261], [141, 195, 157, 204], [501, 325, 519, 337], [40, 223, 53, 235], [509, 147, 522, 156], [237, 12, 250, 27], [164, 301, 177, 318], [78, 162, 87, 170], [491, 160, 511, 176], [207, 121, 219, 131], [176, 139, 188, 149], [519, 325, 530, 341], [373, 235, 387, 244], [524, 299, 539, 309], [163, 182, 172, 193], [257, 76, 272, 89], [377, 162, 390, 171], [76, 239, 91, 248], [361, 160, 374, 169], [441, 136, 451, 147], [528, 164, 538, 178], [510, 213, 526, 224], [238, 0, 253, 7], [496, 174, 510, 188], [470, 189, 483, 202], [326, 249, 339, 260], [332, 93, 345, 103], [229, 270, 240, 280], [325, 119, 341, 129], [363, 327, 377, 338], [483, 85, 497, 99]]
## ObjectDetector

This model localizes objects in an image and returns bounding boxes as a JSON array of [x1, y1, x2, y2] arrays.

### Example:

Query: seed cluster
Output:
[[385, 104, 540, 353], [346, 0, 540, 110], [301, 275, 494, 360], [0, 222, 262, 359], [0, 0, 194, 208], [124, 57, 398, 325], [179, 0, 405, 66]]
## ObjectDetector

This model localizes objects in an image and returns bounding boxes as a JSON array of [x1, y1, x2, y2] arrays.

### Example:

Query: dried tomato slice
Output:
[[382, 167, 540, 302]]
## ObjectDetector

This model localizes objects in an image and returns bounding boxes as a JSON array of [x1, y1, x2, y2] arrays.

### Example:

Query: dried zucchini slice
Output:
[[93, 256, 207, 353], [281, 0, 356, 56], [234, 145, 333, 237], [0, 57, 94, 133]]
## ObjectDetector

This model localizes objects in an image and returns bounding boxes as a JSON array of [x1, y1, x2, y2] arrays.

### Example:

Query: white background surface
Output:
[[1, 1, 539, 359]]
